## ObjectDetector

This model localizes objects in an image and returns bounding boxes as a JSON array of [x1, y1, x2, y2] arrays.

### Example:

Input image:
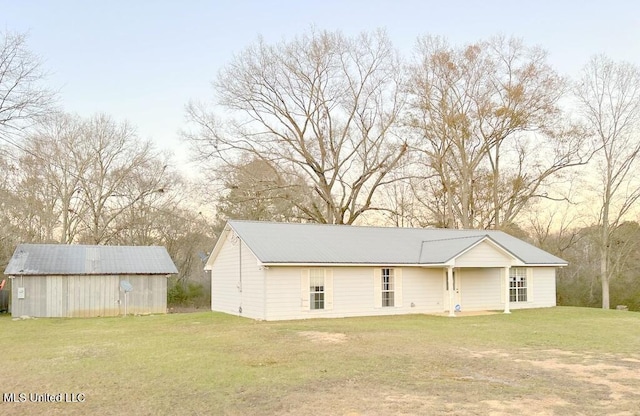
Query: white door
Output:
[[444, 269, 462, 312]]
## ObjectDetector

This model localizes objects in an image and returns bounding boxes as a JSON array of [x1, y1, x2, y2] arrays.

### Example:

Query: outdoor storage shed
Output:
[[3, 244, 178, 317]]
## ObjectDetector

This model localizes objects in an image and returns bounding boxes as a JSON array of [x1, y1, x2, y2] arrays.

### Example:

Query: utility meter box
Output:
[[17, 287, 25, 299]]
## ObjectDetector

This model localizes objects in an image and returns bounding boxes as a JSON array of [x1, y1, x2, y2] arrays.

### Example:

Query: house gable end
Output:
[[205, 224, 264, 271], [452, 237, 523, 267]]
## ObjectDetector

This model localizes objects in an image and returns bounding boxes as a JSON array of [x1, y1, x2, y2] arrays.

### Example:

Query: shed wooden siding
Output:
[[263, 266, 445, 321], [210, 236, 265, 319], [120, 275, 167, 315], [454, 241, 515, 268], [11, 274, 166, 317]]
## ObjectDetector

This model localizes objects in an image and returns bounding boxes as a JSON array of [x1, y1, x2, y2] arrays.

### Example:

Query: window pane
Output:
[[382, 292, 394, 307], [518, 290, 527, 302], [311, 293, 324, 310]]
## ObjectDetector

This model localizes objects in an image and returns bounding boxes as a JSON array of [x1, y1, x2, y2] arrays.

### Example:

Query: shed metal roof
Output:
[[4, 244, 179, 276], [213, 220, 567, 266]]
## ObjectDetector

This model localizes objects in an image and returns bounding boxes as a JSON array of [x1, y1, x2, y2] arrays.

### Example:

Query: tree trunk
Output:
[[600, 252, 610, 309], [600, 216, 610, 309]]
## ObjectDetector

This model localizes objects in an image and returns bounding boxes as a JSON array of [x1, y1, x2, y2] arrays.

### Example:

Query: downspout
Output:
[[263, 265, 268, 320], [238, 238, 243, 316]]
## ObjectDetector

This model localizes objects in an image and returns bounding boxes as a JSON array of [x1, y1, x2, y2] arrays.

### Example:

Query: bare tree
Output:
[[576, 55, 640, 309], [0, 31, 55, 141], [12, 113, 173, 245], [213, 157, 312, 226], [407, 36, 587, 229], [17, 114, 85, 243], [73, 114, 170, 244], [184, 29, 407, 224], [0, 30, 56, 263], [0, 147, 22, 267]]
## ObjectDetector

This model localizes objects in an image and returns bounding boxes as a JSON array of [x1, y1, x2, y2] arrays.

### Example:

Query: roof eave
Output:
[[204, 223, 233, 270], [259, 261, 568, 268]]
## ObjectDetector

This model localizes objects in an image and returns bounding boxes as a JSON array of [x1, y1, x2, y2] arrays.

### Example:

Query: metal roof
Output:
[[215, 220, 567, 266], [4, 244, 179, 276]]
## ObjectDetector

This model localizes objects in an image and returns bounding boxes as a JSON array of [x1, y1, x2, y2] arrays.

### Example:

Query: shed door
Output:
[[67, 275, 120, 317]]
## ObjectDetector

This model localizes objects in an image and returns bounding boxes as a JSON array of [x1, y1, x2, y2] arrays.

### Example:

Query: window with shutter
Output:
[[302, 269, 333, 311]]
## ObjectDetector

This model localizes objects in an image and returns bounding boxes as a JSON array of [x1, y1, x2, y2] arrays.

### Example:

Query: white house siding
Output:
[[454, 241, 514, 268], [509, 267, 557, 310], [264, 266, 445, 321], [210, 237, 265, 319], [457, 268, 503, 311]]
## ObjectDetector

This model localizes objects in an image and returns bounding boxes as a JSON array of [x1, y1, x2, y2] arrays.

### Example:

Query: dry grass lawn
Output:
[[0, 307, 639, 415]]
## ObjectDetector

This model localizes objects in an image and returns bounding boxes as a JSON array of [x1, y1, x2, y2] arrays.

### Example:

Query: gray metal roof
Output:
[[220, 220, 567, 266], [4, 244, 179, 276]]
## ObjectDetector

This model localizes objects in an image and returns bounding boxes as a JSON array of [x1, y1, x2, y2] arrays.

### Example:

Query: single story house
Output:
[[3, 244, 178, 317], [206, 220, 567, 321]]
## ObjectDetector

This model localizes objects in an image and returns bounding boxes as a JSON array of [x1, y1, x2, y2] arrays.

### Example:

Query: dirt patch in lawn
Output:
[[298, 331, 347, 344], [517, 354, 640, 403], [272, 347, 640, 416]]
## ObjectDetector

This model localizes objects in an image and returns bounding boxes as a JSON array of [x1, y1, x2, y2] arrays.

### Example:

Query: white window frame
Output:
[[381, 268, 395, 307], [301, 269, 333, 311], [309, 268, 325, 310], [374, 267, 402, 308], [509, 267, 528, 302]]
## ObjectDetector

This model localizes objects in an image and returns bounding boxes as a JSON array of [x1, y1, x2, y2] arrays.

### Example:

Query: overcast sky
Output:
[[3, 0, 640, 167]]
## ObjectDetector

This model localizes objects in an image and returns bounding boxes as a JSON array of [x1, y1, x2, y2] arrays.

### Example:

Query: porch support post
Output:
[[503, 266, 511, 314], [447, 266, 455, 317]]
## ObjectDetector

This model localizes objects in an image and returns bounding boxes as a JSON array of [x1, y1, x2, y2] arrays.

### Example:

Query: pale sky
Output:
[[3, 0, 640, 169]]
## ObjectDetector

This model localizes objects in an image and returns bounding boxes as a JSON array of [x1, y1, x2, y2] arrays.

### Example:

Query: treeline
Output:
[[2, 29, 640, 310]]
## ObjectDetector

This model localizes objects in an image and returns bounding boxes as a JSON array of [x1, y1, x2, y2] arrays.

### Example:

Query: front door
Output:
[[444, 269, 462, 312]]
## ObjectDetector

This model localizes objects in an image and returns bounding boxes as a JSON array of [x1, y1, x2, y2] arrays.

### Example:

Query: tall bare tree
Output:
[[0, 31, 55, 141], [184, 29, 407, 224], [0, 147, 22, 267], [407, 36, 587, 229], [72, 114, 170, 244], [13, 113, 173, 245], [17, 114, 85, 243], [576, 55, 640, 309]]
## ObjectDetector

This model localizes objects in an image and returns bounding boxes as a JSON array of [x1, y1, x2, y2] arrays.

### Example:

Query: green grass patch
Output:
[[0, 307, 638, 415]]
